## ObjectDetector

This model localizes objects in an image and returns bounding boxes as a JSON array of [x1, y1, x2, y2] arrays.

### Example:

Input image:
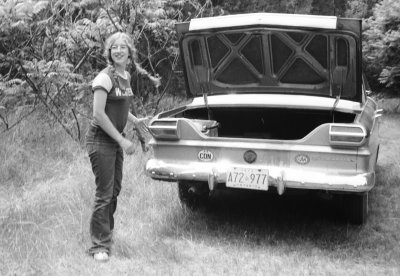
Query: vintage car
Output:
[[145, 13, 381, 224]]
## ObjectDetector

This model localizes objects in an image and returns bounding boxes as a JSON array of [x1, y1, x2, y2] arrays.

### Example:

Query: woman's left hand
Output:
[[136, 117, 151, 134]]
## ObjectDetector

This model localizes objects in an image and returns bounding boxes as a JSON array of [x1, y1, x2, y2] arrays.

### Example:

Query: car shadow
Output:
[[207, 188, 349, 227], [172, 188, 364, 249]]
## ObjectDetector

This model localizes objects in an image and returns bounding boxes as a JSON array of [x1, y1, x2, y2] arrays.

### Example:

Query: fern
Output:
[[171, 0, 186, 7], [4, 79, 24, 86], [153, 8, 166, 18], [13, 0, 49, 18], [33, 1, 49, 15]]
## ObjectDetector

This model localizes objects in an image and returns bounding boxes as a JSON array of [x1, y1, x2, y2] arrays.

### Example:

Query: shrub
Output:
[[363, 0, 400, 93]]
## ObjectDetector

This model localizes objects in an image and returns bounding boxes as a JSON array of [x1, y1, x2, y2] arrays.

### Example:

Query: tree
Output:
[[363, 0, 400, 92], [310, 0, 348, 16], [0, 0, 216, 140], [345, 0, 377, 18], [212, 0, 311, 14]]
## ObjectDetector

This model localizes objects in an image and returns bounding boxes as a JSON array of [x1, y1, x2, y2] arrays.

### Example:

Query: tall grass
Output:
[[1, 109, 400, 275], [0, 113, 88, 274]]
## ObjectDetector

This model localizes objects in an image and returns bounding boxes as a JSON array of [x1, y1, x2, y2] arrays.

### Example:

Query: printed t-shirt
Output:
[[91, 67, 134, 133]]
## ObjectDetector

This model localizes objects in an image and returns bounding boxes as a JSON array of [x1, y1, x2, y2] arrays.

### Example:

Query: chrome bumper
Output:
[[145, 159, 375, 193]]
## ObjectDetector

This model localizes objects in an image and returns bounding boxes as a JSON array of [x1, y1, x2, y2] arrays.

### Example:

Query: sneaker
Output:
[[93, 252, 109, 262]]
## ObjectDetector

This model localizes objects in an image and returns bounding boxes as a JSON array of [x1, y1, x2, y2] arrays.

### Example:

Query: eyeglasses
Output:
[[111, 45, 128, 51]]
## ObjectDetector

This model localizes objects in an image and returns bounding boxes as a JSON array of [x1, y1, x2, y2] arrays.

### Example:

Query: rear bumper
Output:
[[145, 159, 375, 193]]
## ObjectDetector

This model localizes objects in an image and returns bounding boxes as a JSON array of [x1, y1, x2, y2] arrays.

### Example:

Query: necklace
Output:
[[116, 71, 127, 79]]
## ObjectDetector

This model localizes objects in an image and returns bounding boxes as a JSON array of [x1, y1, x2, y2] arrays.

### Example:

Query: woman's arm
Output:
[[128, 112, 149, 152], [127, 112, 139, 124], [93, 89, 135, 154]]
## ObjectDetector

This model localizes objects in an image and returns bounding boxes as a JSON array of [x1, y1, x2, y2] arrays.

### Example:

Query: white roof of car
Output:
[[189, 13, 338, 31]]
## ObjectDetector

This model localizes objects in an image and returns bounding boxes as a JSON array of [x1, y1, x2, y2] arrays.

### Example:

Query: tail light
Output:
[[329, 123, 367, 147], [148, 119, 180, 140]]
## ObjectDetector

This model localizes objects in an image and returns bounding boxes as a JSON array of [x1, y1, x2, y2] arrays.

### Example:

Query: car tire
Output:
[[178, 181, 210, 210], [343, 192, 368, 224]]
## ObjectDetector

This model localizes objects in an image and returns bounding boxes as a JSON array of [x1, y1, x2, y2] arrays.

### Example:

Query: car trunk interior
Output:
[[177, 107, 356, 140]]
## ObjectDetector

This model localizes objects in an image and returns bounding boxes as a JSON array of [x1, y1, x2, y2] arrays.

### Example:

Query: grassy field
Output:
[[1, 110, 399, 275]]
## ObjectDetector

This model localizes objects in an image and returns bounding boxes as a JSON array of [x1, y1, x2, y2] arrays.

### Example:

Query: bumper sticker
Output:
[[198, 150, 214, 161], [295, 154, 310, 165]]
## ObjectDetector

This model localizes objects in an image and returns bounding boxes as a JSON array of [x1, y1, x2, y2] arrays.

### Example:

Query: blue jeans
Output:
[[85, 125, 124, 254]]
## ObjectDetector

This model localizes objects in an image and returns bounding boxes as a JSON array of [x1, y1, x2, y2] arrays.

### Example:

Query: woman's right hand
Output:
[[119, 138, 135, 155]]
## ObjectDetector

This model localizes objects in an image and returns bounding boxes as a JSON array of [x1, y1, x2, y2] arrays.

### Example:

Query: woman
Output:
[[85, 32, 160, 262]]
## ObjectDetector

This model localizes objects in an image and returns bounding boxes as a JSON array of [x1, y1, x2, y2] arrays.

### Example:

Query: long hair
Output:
[[104, 32, 161, 87]]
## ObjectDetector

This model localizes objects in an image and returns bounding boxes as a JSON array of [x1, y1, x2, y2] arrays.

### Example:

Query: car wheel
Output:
[[178, 181, 210, 210], [343, 192, 368, 224]]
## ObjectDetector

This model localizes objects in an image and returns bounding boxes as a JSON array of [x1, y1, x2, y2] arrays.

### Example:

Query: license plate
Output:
[[226, 167, 269, 191]]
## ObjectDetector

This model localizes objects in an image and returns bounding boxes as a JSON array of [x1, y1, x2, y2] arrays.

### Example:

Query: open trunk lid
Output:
[[176, 13, 363, 102]]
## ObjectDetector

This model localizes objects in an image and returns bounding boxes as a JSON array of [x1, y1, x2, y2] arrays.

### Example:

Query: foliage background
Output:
[[0, 0, 399, 140]]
